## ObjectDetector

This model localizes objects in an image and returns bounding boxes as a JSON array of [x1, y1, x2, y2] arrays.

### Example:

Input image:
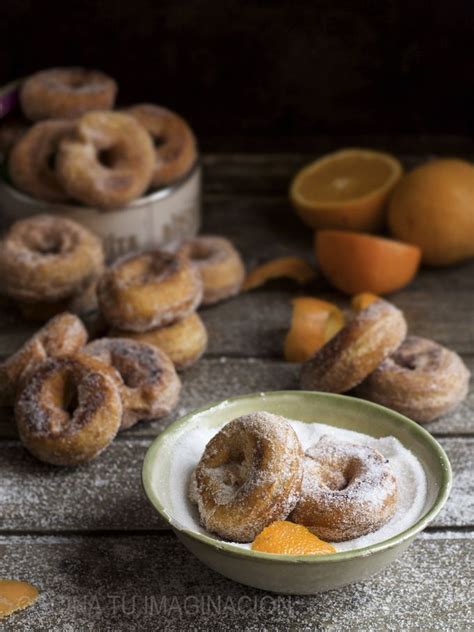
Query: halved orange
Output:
[[290, 148, 403, 232], [283, 296, 345, 362], [315, 230, 421, 295], [251, 521, 336, 555]]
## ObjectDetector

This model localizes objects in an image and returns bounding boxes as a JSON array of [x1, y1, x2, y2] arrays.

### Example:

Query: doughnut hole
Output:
[[185, 240, 217, 263], [42, 367, 96, 436], [15, 356, 122, 465], [202, 441, 252, 504], [23, 226, 75, 257]]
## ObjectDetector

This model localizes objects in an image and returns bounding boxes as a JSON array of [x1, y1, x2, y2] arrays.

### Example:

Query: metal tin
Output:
[[0, 78, 201, 260], [0, 163, 201, 261]]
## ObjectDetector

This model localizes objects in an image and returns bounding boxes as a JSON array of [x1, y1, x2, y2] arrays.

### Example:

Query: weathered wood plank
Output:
[[0, 437, 471, 532], [0, 356, 471, 440], [0, 532, 472, 631]]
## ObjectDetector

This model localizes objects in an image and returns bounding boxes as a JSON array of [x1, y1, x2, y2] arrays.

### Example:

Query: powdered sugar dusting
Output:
[[166, 416, 427, 553]]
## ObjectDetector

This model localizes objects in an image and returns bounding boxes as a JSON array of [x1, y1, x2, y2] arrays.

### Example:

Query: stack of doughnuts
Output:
[[99, 249, 208, 370], [103, 236, 245, 368], [300, 298, 470, 423], [0, 209, 247, 465], [0, 310, 181, 465], [0, 210, 246, 366], [189, 412, 398, 543], [1, 67, 198, 209]]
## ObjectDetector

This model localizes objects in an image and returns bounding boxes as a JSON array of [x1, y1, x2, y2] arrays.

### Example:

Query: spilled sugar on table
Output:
[[0, 150, 473, 631]]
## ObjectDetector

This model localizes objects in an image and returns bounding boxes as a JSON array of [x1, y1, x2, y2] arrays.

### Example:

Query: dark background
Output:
[[2, 0, 473, 151]]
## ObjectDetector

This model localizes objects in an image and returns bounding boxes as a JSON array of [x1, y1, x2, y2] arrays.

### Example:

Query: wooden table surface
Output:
[[0, 153, 473, 631]]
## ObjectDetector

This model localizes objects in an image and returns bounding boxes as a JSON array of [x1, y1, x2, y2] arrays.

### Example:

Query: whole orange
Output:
[[315, 230, 421, 295], [388, 159, 474, 266]]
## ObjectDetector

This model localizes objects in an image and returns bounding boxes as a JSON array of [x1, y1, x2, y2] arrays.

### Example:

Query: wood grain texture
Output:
[[0, 437, 471, 532], [0, 532, 472, 631], [0, 152, 472, 629]]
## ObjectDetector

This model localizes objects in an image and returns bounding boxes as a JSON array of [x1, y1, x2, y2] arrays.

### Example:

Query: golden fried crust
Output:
[[194, 412, 304, 542], [125, 103, 197, 187], [57, 111, 155, 209], [356, 336, 471, 423], [98, 250, 203, 332], [9, 120, 74, 201], [110, 312, 208, 370], [82, 337, 181, 430], [0, 312, 88, 406], [15, 355, 122, 466], [20, 67, 117, 121], [291, 436, 397, 542], [178, 235, 245, 305], [300, 299, 407, 393], [0, 214, 104, 303]]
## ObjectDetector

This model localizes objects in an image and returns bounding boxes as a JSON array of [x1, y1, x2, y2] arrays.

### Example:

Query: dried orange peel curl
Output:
[[351, 292, 380, 311], [0, 579, 39, 619], [284, 297, 345, 362], [242, 256, 316, 291], [252, 521, 336, 555]]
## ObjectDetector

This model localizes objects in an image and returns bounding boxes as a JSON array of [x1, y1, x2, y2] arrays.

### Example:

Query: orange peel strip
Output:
[[283, 297, 345, 362], [351, 292, 380, 311], [252, 521, 336, 555], [243, 257, 316, 291], [0, 579, 39, 618]]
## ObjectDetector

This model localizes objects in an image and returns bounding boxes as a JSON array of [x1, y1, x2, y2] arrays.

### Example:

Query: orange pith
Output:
[[0, 579, 39, 618], [290, 148, 403, 232], [283, 296, 345, 362], [251, 521, 336, 555], [242, 257, 316, 291], [315, 230, 421, 295]]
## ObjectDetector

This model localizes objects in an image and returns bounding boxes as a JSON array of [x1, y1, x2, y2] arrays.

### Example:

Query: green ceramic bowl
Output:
[[142, 391, 451, 594]]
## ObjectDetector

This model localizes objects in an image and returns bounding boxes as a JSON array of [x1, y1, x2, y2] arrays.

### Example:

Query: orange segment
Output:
[[290, 148, 403, 232], [315, 230, 421, 295], [283, 297, 345, 362], [252, 521, 336, 555], [242, 256, 316, 291], [0, 579, 39, 618], [351, 292, 380, 311]]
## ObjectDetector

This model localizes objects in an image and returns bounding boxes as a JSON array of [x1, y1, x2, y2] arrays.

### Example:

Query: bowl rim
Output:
[[142, 390, 452, 564]]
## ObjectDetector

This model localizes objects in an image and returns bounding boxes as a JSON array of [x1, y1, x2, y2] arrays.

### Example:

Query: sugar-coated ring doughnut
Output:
[[125, 103, 197, 187], [300, 299, 407, 393], [291, 436, 397, 541], [194, 412, 303, 542], [98, 250, 203, 332], [9, 120, 74, 202], [356, 336, 471, 423], [20, 67, 117, 121], [0, 312, 88, 406], [15, 355, 122, 465], [82, 338, 181, 430], [0, 215, 104, 303], [110, 312, 208, 370], [56, 111, 155, 209], [178, 236, 245, 305]]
